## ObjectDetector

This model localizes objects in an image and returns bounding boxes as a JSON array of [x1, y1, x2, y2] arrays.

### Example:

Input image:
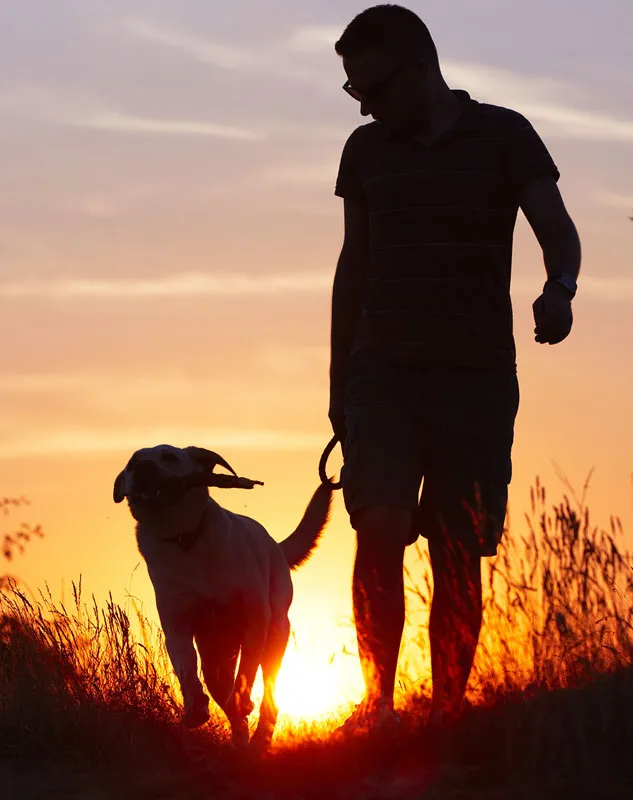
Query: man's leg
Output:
[[421, 368, 518, 721], [427, 535, 482, 721], [353, 505, 412, 707], [339, 349, 423, 729]]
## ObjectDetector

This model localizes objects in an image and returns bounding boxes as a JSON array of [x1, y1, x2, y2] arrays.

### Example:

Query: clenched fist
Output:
[[532, 281, 574, 345]]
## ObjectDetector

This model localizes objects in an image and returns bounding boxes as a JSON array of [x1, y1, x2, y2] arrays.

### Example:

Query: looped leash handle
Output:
[[319, 435, 343, 490]]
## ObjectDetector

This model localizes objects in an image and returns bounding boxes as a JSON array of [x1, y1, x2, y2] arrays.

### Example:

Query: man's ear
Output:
[[113, 470, 127, 503]]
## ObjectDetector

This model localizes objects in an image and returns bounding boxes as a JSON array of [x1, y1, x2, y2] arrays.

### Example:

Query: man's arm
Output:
[[519, 177, 581, 345], [519, 177, 581, 281], [329, 197, 370, 438]]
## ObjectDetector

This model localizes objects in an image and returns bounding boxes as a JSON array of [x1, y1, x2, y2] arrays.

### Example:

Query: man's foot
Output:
[[427, 705, 460, 729], [333, 697, 401, 740]]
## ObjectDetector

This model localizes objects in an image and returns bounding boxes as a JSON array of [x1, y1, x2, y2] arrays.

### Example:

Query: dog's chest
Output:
[[140, 534, 239, 606]]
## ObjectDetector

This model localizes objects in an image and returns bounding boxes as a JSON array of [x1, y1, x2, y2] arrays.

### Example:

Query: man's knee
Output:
[[354, 505, 412, 550], [429, 535, 481, 573], [429, 537, 482, 605]]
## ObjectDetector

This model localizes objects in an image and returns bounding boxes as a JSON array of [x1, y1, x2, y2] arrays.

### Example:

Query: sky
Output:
[[1, 0, 632, 711]]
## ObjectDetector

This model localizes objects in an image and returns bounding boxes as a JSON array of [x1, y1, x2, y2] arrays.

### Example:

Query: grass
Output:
[[1, 478, 633, 799]]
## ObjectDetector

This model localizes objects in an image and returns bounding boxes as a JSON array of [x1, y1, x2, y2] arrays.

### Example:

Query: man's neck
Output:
[[411, 84, 464, 144]]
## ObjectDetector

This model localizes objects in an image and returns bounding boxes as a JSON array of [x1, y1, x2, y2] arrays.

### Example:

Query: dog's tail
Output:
[[279, 483, 333, 570]]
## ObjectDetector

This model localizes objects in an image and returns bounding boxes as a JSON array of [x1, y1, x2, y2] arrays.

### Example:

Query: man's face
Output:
[[342, 49, 431, 127]]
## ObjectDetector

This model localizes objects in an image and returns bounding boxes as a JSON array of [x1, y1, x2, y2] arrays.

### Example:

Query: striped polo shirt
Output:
[[334, 90, 560, 372]]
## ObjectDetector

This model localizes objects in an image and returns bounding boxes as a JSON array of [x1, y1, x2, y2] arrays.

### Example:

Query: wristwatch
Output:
[[546, 272, 577, 298]]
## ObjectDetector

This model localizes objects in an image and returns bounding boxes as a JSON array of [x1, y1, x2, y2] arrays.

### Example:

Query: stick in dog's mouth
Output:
[[129, 473, 264, 502]]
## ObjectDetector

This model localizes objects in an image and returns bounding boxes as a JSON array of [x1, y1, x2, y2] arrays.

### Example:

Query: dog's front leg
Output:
[[163, 624, 209, 728]]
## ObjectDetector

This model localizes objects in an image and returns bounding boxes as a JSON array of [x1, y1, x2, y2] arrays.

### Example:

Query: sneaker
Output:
[[334, 697, 401, 740]]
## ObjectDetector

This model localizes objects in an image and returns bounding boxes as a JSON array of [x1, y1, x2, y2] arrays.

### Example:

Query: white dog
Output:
[[113, 444, 331, 748]]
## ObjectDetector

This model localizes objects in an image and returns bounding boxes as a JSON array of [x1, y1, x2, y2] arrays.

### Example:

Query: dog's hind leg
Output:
[[251, 614, 290, 750], [196, 628, 249, 746], [227, 607, 269, 725]]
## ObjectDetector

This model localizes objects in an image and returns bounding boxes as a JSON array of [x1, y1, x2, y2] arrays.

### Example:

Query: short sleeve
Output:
[[334, 129, 365, 202], [505, 112, 560, 197]]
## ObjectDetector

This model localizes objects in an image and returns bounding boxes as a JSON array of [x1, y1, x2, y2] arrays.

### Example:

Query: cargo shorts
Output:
[[341, 348, 520, 557]]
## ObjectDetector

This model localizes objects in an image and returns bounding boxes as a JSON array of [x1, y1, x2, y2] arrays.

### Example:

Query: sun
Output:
[[250, 632, 365, 730]]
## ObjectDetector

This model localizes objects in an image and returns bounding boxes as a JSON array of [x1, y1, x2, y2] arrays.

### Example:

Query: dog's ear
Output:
[[185, 447, 238, 477], [184, 447, 262, 490], [113, 470, 127, 503]]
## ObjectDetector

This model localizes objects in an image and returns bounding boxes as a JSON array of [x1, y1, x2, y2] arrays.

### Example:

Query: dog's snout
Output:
[[128, 457, 163, 497], [133, 458, 158, 475]]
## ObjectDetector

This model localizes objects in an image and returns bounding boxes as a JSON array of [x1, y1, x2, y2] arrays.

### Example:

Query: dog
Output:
[[113, 444, 331, 748]]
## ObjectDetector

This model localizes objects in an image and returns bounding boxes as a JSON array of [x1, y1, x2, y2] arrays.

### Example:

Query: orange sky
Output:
[[1, 1, 632, 715]]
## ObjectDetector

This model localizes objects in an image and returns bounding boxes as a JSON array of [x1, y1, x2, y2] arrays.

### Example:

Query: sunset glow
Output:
[[253, 637, 366, 727], [0, 1, 631, 761]]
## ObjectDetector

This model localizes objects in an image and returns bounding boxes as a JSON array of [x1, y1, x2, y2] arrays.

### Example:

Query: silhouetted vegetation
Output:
[[1, 497, 43, 591], [1, 480, 632, 798]]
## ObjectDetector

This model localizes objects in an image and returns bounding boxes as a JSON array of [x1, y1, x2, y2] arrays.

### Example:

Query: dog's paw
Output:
[[250, 725, 274, 753], [230, 717, 250, 749], [182, 694, 210, 728], [228, 689, 255, 719], [241, 696, 255, 717]]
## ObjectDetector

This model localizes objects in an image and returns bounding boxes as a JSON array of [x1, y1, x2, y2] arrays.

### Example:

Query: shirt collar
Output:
[[451, 89, 480, 132], [380, 89, 480, 142]]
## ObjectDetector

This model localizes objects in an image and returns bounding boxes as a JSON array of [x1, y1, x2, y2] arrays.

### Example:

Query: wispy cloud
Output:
[[123, 17, 267, 71], [0, 372, 195, 396], [518, 103, 633, 144], [512, 275, 633, 301], [444, 60, 633, 144], [592, 190, 633, 210], [0, 83, 262, 142], [123, 17, 633, 145], [121, 16, 340, 90], [75, 111, 263, 141], [262, 162, 339, 185], [121, 20, 633, 146], [287, 26, 340, 52], [575, 276, 633, 302], [0, 271, 332, 299], [0, 83, 99, 124], [258, 345, 329, 378], [2, 270, 630, 302], [123, 18, 341, 67], [0, 346, 329, 396], [0, 427, 325, 460]]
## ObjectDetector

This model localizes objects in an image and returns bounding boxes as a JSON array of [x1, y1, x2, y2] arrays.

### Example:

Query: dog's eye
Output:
[[161, 452, 179, 464]]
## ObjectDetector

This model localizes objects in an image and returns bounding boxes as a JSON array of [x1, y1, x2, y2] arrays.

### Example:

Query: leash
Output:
[[318, 435, 343, 490]]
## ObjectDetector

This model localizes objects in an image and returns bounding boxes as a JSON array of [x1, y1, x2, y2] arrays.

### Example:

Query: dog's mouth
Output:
[[130, 488, 164, 501], [128, 474, 206, 503]]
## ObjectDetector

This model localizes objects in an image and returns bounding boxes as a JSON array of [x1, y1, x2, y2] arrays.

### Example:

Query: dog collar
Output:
[[163, 507, 208, 553]]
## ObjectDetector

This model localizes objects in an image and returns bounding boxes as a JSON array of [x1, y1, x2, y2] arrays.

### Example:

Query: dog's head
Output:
[[114, 445, 263, 520], [114, 444, 241, 506]]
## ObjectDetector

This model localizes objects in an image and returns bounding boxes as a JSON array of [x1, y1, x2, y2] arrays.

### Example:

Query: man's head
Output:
[[335, 5, 440, 126]]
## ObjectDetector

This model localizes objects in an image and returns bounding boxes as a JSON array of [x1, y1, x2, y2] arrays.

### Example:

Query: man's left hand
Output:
[[532, 281, 574, 345]]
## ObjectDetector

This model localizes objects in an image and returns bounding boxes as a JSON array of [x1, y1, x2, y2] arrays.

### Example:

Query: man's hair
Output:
[[335, 5, 438, 63]]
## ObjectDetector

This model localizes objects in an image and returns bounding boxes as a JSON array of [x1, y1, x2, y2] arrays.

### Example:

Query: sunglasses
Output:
[[342, 59, 420, 102]]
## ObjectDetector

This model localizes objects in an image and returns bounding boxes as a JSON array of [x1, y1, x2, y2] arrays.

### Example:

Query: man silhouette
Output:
[[329, 4, 580, 733]]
